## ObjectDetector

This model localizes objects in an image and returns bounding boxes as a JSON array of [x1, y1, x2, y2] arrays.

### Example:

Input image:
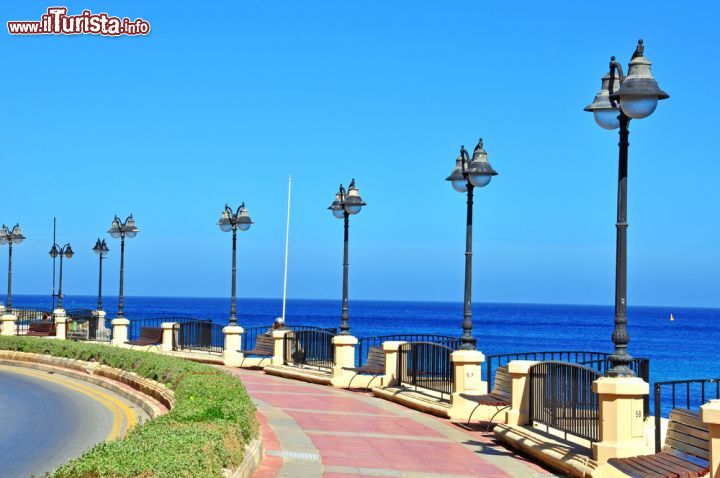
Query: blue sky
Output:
[[1, 1, 718, 307]]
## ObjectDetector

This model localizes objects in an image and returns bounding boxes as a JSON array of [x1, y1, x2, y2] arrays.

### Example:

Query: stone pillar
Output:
[[701, 399, 720, 478], [381, 341, 406, 387], [223, 325, 245, 367], [111, 318, 130, 346], [1, 305, 16, 336], [449, 349, 488, 421], [161, 322, 178, 352], [94, 310, 108, 339], [592, 376, 651, 464], [505, 360, 537, 426], [330, 335, 358, 387], [271, 329, 289, 366], [54, 309, 67, 340]]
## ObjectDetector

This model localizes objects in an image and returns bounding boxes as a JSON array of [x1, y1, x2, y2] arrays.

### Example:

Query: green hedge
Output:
[[0, 336, 258, 478]]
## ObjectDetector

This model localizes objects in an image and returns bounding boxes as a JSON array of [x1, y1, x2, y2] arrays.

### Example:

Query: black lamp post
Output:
[[0, 224, 26, 312], [92, 239, 109, 311], [218, 204, 253, 325], [445, 139, 497, 351], [585, 39, 668, 378], [328, 179, 366, 336], [49, 243, 74, 309], [108, 215, 139, 319]]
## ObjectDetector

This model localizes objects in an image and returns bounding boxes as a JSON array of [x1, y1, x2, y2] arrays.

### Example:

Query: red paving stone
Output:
[[250, 391, 385, 414], [286, 409, 446, 437], [251, 411, 283, 478]]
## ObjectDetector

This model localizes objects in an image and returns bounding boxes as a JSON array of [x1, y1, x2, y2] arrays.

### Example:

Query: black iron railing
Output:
[[529, 361, 601, 442], [356, 334, 461, 367], [653, 378, 720, 453], [579, 357, 651, 415], [13, 307, 53, 335], [486, 351, 610, 385], [127, 317, 200, 343], [397, 341, 454, 399], [242, 325, 337, 353], [283, 329, 335, 370], [66, 309, 111, 342], [175, 320, 223, 354]]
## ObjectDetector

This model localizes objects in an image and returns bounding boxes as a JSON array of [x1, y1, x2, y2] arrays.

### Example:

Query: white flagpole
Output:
[[281, 176, 292, 322]]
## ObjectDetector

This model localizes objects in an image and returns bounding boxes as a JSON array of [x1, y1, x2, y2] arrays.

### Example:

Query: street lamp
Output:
[[49, 243, 74, 309], [445, 139, 497, 351], [107, 215, 139, 319], [0, 224, 26, 312], [584, 39, 668, 377], [92, 239, 109, 311], [218, 204, 253, 325], [328, 179, 366, 335]]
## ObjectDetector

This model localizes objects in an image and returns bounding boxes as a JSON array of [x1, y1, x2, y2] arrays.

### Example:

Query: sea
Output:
[[8, 294, 719, 386]]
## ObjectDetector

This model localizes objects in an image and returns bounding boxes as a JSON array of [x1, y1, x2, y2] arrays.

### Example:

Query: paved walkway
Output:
[[223, 367, 557, 478]]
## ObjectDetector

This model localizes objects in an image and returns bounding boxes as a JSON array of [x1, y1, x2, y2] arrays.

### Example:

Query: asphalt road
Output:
[[0, 364, 146, 478]]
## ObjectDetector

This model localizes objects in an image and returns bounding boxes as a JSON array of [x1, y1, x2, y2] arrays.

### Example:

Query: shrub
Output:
[[0, 336, 258, 478]]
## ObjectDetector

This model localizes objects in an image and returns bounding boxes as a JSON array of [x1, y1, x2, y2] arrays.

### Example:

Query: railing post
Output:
[[381, 341, 406, 387], [93, 310, 108, 341], [449, 349, 487, 421], [505, 360, 537, 426], [0, 305, 16, 336], [222, 324, 244, 366], [701, 399, 720, 478], [330, 335, 358, 388], [54, 308, 67, 340], [271, 329, 289, 366], [592, 376, 651, 465], [111, 318, 130, 346], [161, 322, 178, 353]]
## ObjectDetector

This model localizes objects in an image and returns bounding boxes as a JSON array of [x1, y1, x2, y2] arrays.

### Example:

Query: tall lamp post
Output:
[[92, 239, 109, 311], [218, 204, 253, 325], [584, 39, 668, 377], [49, 243, 74, 309], [328, 179, 366, 335], [445, 139, 497, 351], [108, 215, 139, 319], [0, 224, 26, 312]]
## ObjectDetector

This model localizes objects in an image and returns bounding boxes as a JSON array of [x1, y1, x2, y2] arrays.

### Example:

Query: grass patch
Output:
[[0, 336, 258, 478]]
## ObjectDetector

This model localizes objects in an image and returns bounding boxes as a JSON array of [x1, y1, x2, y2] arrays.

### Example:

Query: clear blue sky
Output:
[[1, 1, 718, 307]]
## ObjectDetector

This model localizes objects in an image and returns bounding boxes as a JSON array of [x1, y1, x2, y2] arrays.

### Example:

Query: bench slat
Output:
[[663, 439, 709, 462], [669, 422, 710, 442]]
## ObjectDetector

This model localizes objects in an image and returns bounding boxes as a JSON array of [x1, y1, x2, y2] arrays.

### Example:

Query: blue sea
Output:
[[9, 294, 719, 385]]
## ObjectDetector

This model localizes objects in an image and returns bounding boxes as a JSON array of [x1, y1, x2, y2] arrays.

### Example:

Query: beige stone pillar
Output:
[[271, 329, 289, 366], [701, 399, 720, 478], [161, 322, 177, 352], [93, 310, 108, 339], [449, 349, 488, 421], [54, 309, 67, 340], [111, 318, 130, 346], [592, 376, 651, 464], [505, 360, 538, 426], [1, 305, 16, 336], [330, 335, 358, 387], [222, 325, 245, 367], [381, 341, 406, 387]]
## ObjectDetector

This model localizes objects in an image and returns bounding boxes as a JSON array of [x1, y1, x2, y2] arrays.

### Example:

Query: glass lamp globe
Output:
[[219, 221, 232, 232], [109, 229, 121, 239], [332, 208, 345, 219], [237, 222, 251, 231], [594, 109, 621, 130], [451, 179, 468, 192], [125, 229, 137, 238], [65, 246, 74, 258], [619, 96, 658, 119], [344, 203, 361, 215], [49, 245, 59, 258], [469, 174, 492, 188]]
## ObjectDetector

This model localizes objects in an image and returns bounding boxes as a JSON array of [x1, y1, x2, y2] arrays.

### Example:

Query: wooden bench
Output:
[[609, 408, 710, 478], [460, 365, 512, 427], [25, 321, 55, 337], [125, 327, 163, 350], [239, 334, 275, 367], [342, 346, 385, 389]]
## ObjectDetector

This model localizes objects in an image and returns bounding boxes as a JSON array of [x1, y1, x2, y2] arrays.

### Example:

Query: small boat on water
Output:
[[670, 313, 675, 321]]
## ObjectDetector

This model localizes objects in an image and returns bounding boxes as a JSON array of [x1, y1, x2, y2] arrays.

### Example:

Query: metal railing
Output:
[[356, 334, 461, 367], [397, 341, 454, 399], [579, 357, 651, 415], [529, 361, 601, 442], [66, 309, 111, 342], [653, 378, 720, 452], [127, 317, 200, 343], [283, 329, 336, 370], [242, 325, 337, 353], [486, 351, 610, 385], [175, 320, 223, 354], [13, 307, 53, 335]]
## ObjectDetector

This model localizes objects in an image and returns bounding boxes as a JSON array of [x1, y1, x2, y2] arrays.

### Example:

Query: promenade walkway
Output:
[[222, 367, 556, 478]]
